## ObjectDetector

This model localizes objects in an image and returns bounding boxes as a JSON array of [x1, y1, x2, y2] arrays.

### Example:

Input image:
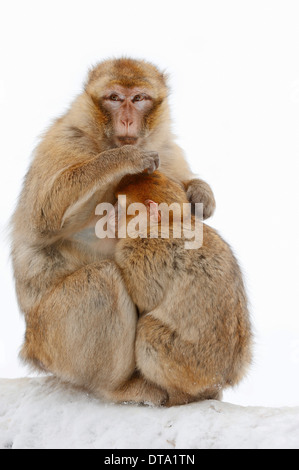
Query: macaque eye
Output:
[[133, 94, 145, 102], [109, 94, 120, 101]]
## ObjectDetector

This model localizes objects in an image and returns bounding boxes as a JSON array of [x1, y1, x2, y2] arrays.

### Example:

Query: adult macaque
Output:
[[11, 58, 215, 404], [113, 171, 252, 406]]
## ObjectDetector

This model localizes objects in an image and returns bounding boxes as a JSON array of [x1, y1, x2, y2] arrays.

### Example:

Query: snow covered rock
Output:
[[0, 377, 298, 449]]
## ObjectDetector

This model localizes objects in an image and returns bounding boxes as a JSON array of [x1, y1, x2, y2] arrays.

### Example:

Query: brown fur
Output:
[[114, 171, 252, 406], [11, 58, 216, 405]]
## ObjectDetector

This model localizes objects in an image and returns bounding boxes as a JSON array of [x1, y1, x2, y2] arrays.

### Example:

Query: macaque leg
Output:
[[135, 314, 222, 407], [21, 260, 166, 405]]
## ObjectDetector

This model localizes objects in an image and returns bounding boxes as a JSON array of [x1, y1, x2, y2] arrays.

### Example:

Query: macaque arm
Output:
[[33, 146, 159, 238]]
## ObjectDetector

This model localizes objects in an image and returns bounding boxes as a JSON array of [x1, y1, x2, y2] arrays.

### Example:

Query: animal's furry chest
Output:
[[71, 226, 117, 260]]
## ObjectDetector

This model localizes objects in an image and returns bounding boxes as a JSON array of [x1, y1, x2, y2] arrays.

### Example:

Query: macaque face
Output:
[[100, 85, 154, 147], [85, 58, 168, 147]]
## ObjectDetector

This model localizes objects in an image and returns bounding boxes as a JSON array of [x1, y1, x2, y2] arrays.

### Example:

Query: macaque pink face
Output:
[[144, 200, 161, 223], [101, 85, 154, 147], [107, 198, 161, 239]]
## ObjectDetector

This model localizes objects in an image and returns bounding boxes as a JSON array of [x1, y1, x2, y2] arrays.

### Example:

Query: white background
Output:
[[0, 0, 298, 407]]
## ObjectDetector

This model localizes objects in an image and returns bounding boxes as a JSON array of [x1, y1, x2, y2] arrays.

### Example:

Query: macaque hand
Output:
[[186, 178, 216, 220], [140, 151, 160, 174], [121, 146, 159, 175]]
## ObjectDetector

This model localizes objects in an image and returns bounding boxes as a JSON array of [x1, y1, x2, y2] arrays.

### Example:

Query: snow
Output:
[[0, 377, 298, 449]]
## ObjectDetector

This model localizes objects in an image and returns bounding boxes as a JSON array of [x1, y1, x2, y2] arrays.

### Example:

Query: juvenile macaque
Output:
[[11, 58, 216, 404], [113, 171, 252, 406]]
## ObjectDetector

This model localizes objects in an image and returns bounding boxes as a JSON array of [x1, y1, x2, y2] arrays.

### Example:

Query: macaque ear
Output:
[[145, 199, 161, 223]]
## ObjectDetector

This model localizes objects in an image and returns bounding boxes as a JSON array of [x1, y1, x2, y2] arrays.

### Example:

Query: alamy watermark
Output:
[[95, 196, 203, 250]]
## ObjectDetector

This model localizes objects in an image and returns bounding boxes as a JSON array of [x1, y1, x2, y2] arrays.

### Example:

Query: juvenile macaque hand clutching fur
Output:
[[113, 171, 252, 406], [11, 58, 216, 404]]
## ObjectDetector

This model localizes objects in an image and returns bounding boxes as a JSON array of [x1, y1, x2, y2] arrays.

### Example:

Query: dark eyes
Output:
[[109, 94, 120, 101], [108, 94, 147, 103], [132, 94, 144, 102]]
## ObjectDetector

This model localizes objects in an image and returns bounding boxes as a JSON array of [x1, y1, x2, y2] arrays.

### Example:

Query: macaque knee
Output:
[[20, 260, 137, 389]]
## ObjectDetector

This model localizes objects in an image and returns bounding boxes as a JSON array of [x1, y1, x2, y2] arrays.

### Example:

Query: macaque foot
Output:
[[165, 390, 196, 407], [165, 387, 223, 407], [103, 376, 168, 407]]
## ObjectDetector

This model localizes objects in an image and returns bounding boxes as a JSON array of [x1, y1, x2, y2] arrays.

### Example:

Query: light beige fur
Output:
[[11, 58, 216, 404], [114, 171, 252, 406]]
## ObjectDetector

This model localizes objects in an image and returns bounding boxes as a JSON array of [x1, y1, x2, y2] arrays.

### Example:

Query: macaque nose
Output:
[[121, 118, 133, 130]]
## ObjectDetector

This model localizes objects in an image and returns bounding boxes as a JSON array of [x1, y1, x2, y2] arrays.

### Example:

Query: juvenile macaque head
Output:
[[113, 171, 189, 238], [98, 171, 202, 248], [85, 58, 169, 147], [116, 171, 187, 205]]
